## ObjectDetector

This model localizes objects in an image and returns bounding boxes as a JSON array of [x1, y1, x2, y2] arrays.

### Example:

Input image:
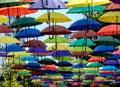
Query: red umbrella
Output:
[[11, 64, 26, 70], [88, 56, 106, 63], [41, 25, 71, 35], [32, 52, 51, 56], [0, 4, 37, 16], [105, 3, 120, 11], [22, 39, 47, 48], [97, 24, 120, 36], [90, 84, 99, 87], [0, 25, 14, 33], [42, 65, 57, 71], [70, 30, 96, 39], [71, 52, 90, 57]]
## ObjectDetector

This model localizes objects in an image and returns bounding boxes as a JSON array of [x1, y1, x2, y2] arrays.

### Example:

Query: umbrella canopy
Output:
[[54, 56, 72, 61], [98, 11, 120, 23], [51, 50, 71, 57], [0, 5, 37, 16], [67, 5, 105, 13], [27, 47, 47, 53], [15, 28, 44, 38], [110, 0, 120, 4], [44, 36, 70, 43], [20, 56, 39, 61], [97, 24, 120, 36], [93, 36, 120, 46], [56, 61, 73, 66], [105, 3, 120, 11], [1, 44, 25, 52], [70, 38, 96, 47], [88, 56, 106, 63], [87, 62, 103, 68], [35, 12, 71, 23], [11, 17, 42, 28], [47, 44, 71, 51], [70, 30, 96, 39], [42, 65, 57, 70], [72, 64, 86, 68], [104, 60, 119, 66], [22, 39, 46, 47], [0, 36, 20, 44], [0, 25, 14, 33], [68, 18, 102, 31], [38, 58, 57, 65], [25, 62, 41, 68], [101, 65, 118, 71], [29, 0, 65, 9], [41, 25, 71, 35], [65, 0, 110, 7], [11, 64, 25, 70], [0, 15, 9, 23], [71, 59, 88, 64], [71, 52, 90, 57]]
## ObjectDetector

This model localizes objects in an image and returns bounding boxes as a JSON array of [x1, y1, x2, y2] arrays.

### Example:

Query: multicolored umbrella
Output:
[[0, 25, 14, 33], [0, 15, 9, 23]]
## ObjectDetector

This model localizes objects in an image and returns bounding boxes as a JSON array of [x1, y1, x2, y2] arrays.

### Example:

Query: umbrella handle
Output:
[[52, 43, 57, 50], [49, 35, 54, 39]]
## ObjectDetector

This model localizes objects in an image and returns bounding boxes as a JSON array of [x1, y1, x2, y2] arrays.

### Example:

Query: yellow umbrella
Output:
[[0, 15, 9, 23], [47, 44, 71, 51], [66, 0, 110, 7], [35, 12, 71, 23], [0, 36, 20, 44], [86, 68, 100, 71], [98, 11, 120, 23]]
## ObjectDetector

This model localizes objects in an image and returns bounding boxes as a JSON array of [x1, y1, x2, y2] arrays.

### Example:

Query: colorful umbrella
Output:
[[27, 47, 47, 53], [54, 56, 72, 61], [97, 24, 120, 36], [68, 18, 102, 31], [11, 64, 26, 70], [0, 36, 20, 44], [105, 3, 120, 11], [22, 39, 47, 48], [42, 65, 57, 71], [41, 25, 71, 35], [70, 30, 96, 39], [65, 0, 110, 7], [24, 62, 41, 68], [0, 15, 9, 23], [110, 0, 120, 4], [0, 5, 37, 16], [0, 25, 14, 33], [35, 12, 71, 23], [98, 12, 120, 23], [87, 62, 103, 68], [101, 65, 118, 71], [88, 56, 106, 63], [15, 28, 44, 38], [71, 59, 88, 64], [11, 17, 42, 28], [20, 56, 39, 61], [67, 5, 105, 13], [93, 36, 120, 46], [56, 61, 73, 67], [104, 60, 119, 66], [71, 52, 90, 57]]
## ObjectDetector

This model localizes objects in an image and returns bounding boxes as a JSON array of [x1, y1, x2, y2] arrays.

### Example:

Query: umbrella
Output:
[[35, 12, 71, 23], [51, 50, 71, 57], [47, 44, 71, 51], [105, 3, 120, 11], [0, 36, 20, 44], [29, 0, 65, 9], [70, 38, 96, 47], [15, 28, 44, 38], [27, 47, 47, 53], [56, 61, 73, 67], [88, 56, 106, 63], [110, 0, 120, 4], [44, 36, 70, 43], [54, 56, 72, 61], [71, 52, 90, 57], [70, 30, 96, 39], [11, 17, 42, 28], [72, 64, 86, 68], [42, 65, 57, 71], [1, 44, 25, 52], [101, 65, 118, 71], [11, 64, 26, 70], [0, 25, 14, 33], [93, 36, 120, 46], [97, 24, 120, 36], [0, 4, 37, 16], [87, 62, 103, 68], [41, 25, 71, 35], [65, 0, 110, 7], [104, 60, 119, 66], [38, 58, 57, 65], [98, 11, 120, 23], [68, 18, 102, 31], [67, 5, 105, 13], [22, 39, 47, 48], [71, 59, 88, 64], [0, 15, 9, 23], [20, 56, 39, 61], [24, 62, 41, 68]]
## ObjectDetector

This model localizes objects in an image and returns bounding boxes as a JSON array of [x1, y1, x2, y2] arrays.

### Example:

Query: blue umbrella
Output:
[[51, 50, 71, 57], [42, 70, 58, 74], [56, 61, 73, 66], [108, 54, 120, 59], [24, 62, 41, 68], [1, 44, 25, 52], [27, 47, 47, 53], [101, 65, 118, 71], [20, 56, 39, 61], [68, 18, 102, 31], [72, 64, 86, 68], [92, 45, 117, 53], [15, 28, 44, 38]]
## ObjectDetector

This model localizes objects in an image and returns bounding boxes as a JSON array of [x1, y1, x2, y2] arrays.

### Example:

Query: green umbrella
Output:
[[11, 17, 42, 28], [70, 38, 96, 47], [70, 46, 93, 53], [67, 5, 105, 13], [58, 67, 72, 72], [54, 56, 72, 61], [71, 59, 88, 64], [93, 36, 120, 46], [44, 36, 70, 43], [85, 71, 99, 75], [87, 62, 103, 68], [38, 58, 56, 65]]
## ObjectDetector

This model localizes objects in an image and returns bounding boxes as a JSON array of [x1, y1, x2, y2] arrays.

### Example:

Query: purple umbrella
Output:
[[110, 0, 120, 4], [29, 75, 40, 80], [104, 59, 119, 66], [27, 47, 47, 53], [51, 50, 71, 57]]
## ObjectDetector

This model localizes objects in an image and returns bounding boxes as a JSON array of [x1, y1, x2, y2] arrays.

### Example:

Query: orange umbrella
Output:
[[88, 56, 106, 63], [42, 65, 58, 71], [0, 4, 37, 16], [105, 3, 120, 11]]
